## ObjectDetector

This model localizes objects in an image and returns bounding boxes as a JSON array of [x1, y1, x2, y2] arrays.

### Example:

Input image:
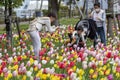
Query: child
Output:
[[66, 26, 85, 48]]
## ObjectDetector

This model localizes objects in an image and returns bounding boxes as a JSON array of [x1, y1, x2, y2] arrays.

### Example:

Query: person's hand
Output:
[[89, 14, 92, 18], [55, 26, 60, 30], [96, 17, 101, 20]]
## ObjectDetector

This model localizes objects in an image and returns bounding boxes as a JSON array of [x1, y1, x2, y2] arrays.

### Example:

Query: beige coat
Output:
[[27, 17, 56, 33]]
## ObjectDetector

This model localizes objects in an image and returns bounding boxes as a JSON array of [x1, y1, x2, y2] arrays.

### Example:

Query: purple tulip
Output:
[[107, 74, 113, 80]]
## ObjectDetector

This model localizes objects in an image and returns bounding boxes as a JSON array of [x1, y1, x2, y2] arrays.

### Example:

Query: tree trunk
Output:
[[40, 0, 43, 11], [68, 0, 72, 18], [5, 0, 12, 49], [107, 17, 114, 37], [113, 12, 118, 35], [107, 0, 114, 38], [117, 15, 120, 30], [48, 0, 61, 26]]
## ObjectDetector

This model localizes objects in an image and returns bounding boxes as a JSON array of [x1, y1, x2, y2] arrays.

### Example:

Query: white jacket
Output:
[[27, 17, 56, 33]]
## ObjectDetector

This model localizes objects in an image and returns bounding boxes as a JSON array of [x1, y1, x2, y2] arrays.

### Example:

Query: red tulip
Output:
[[58, 62, 66, 69], [91, 64, 97, 69], [17, 56, 22, 61], [39, 48, 47, 56], [69, 47, 73, 51], [78, 52, 83, 58], [68, 61, 75, 67], [1, 61, 7, 68], [0, 69, 2, 74], [106, 52, 112, 58]]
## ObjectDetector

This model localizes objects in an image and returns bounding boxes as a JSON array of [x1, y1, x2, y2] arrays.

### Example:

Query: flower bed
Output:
[[0, 25, 120, 80]]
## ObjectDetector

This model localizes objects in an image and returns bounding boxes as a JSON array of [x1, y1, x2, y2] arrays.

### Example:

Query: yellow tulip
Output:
[[100, 77, 107, 80], [78, 69, 84, 76], [89, 69, 94, 74], [92, 73, 97, 79], [99, 61, 103, 66], [30, 58, 34, 65], [105, 69, 110, 75], [54, 64, 58, 68], [116, 72, 120, 78], [73, 66, 76, 71], [1, 73, 3, 77], [34, 67, 38, 72], [59, 56, 63, 61], [103, 65, 107, 71], [99, 71, 104, 75], [4, 77, 8, 80], [13, 65, 18, 70], [113, 69, 116, 73], [7, 73, 12, 79], [67, 76, 70, 80], [8, 66, 12, 70], [47, 73, 50, 77], [22, 55, 27, 59], [41, 74, 47, 80], [36, 71, 42, 78], [79, 76, 83, 80], [107, 63, 110, 67], [90, 57, 94, 61], [22, 75, 26, 80]]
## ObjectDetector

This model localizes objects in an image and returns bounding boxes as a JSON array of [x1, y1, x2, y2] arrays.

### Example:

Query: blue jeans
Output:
[[97, 27, 106, 46]]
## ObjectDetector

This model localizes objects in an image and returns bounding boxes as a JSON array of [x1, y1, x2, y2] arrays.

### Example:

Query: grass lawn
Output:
[[0, 18, 80, 34]]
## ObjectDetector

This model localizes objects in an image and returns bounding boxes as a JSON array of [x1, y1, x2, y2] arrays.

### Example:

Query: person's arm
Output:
[[89, 11, 94, 18], [45, 20, 58, 33], [96, 11, 106, 22]]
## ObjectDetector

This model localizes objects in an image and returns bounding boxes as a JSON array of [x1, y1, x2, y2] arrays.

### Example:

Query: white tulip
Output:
[[34, 60, 38, 66], [26, 71, 32, 77], [30, 67, 33, 72], [42, 60, 47, 64], [50, 60, 54, 64]]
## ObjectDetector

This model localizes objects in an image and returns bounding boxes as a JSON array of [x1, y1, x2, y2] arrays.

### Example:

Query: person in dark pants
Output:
[[90, 2, 106, 46]]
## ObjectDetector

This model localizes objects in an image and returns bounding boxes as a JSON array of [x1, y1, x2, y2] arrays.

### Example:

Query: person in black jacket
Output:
[[74, 18, 99, 48]]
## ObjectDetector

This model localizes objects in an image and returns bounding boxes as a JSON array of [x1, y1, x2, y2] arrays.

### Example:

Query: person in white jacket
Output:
[[90, 2, 106, 46], [27, 12, 58, 60]]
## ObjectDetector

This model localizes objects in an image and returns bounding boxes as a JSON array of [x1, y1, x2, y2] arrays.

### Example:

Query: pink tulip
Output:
[[96, 54, 101, 60], [83, 53, 88, 58], [64, 48, 68, 52], [3, 67, 8, 73], [76, 58, 81, 62], [12, 71, 18, 77], [82, 64, 87, 69], [37, 63, 41, 69], [20, 62, 24, 68], [26, 61, 31, 67], [88, 62, 93, 67]]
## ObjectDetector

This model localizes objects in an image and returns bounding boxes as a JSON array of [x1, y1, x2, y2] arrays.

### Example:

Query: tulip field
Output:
[[0, 25, 120, 80]]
